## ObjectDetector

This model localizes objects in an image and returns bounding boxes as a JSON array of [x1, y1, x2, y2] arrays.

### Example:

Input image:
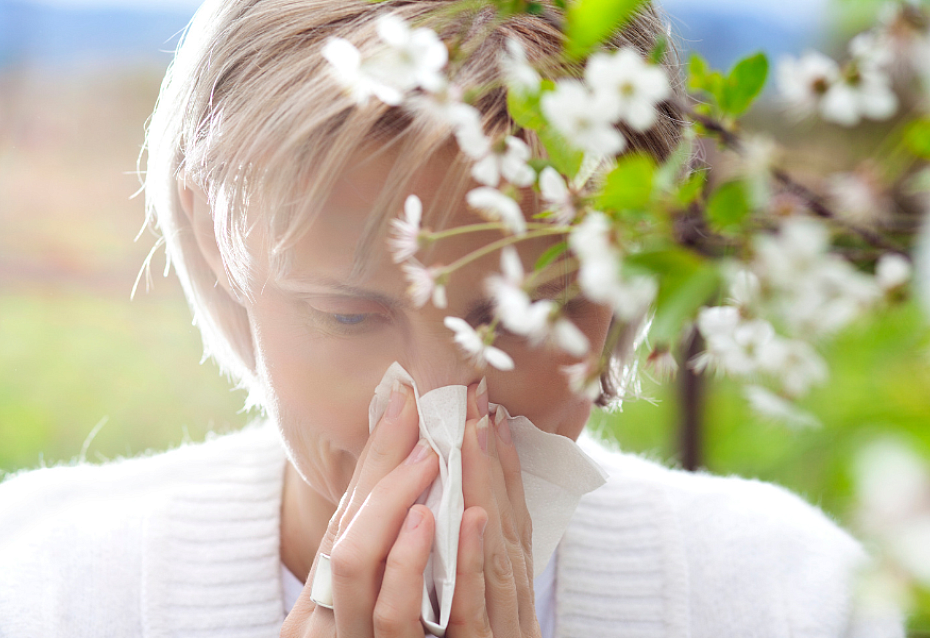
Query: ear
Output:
[[177, 178, 235, 296]]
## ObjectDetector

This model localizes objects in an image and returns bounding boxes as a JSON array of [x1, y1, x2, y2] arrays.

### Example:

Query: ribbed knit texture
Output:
[[556, 434, 689, 638], [142, 426, 286, 638], [0, 424, 905, 638], [0, 424, 286, 638]]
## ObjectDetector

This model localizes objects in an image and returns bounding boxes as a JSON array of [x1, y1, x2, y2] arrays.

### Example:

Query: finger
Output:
[[448, 506, 491, 638], [493, 409, 537, 635], [484, 409, 533, 636], [340, 383, 420, 532], [331, 440, 439, 637], [282, 563, 336, 638], [315, 384, 419, 561], [374, 504, 435, 638], [461, 415, 521, 638]]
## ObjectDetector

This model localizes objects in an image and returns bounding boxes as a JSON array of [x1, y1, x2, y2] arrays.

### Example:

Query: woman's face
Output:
[[244, 146, 612, 505]]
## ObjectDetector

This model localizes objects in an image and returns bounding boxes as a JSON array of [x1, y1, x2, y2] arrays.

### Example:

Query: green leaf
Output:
[[687, 53, 710, 92], [675, 171, 707, 206], [653, 131, 695, 194], [626, 248, 720, 343], [534, 241, 569, 272], [720, 52, 769, 117], [648, 35, 668, 65], [597, 153, 657, 211], [706, 180, 751, 233], [905, 118, 930, 159], [507, 89, 545, 130], [565, 0, 647, 59], [539, 128, 585, 178]]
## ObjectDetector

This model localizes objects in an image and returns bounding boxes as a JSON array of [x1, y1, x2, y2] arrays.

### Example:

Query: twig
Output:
[[684, 103, 908, 256]]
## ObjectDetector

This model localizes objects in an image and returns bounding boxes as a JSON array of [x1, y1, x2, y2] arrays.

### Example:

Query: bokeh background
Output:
[[2, 0, 929, 628]]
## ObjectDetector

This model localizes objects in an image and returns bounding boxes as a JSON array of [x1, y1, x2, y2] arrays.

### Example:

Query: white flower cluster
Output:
[[694, 216, 911, 426], [854, 438, 930, 613], [332, 17, 605, 371], [569, 212, 657, 321], [777, 47, 898, 126], [541, 48, 671, 157], [777, 2, 930, 126]]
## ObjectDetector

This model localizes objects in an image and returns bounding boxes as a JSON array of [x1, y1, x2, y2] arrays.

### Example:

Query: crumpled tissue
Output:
[[368, 363, 608, 637]]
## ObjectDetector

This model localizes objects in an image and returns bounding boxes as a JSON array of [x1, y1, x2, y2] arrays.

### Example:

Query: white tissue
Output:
[[368, 363, 607, 637]]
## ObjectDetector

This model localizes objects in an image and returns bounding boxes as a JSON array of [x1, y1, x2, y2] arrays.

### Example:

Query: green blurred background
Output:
[[1, 0, 929, 632]]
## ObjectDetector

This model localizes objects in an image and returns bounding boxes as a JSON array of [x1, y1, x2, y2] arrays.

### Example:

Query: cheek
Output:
[[487, 342, 592, 440], [249, 303, 395, 458], [487, 303, 611, 439]]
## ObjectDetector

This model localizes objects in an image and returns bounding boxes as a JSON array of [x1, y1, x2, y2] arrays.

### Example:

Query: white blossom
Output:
[[728, 268, 761, 310], [757, 337, 828, 398], [876, 253, 912, 291], [856, 438, 930, 535], [646, 348, 679, 380], [777, 51, 841, 118], [849, 31, 896, 71], [443, 316, 515, 370], [743, 385, 821, 429], [485, 248, 589, 356], [487, 248, 550, 342], [854, 439, 930, 588], [471, 136, 536, 188], [501, 38, 541, 95], [754, 216, 831, 289], [466, 187, 527, 235], [693, 308, 775, 376], [585, 48, 671, 132], [569, 212, 655, 320], [820, 67, 898, 126], [322, 37, 403, 106], [388, 194, 423, 263], [541, 80, 626, 157], [779, 256, 881, 337], [568, 211, 613, 262], [447, 102, 492, 160], [322, 16, 448, 107], [371, 14, 448, 94], [539, 167, 576, 224], [730, 135, 778, 208], [562, 361, 602, 400], [402, 262, 446, 308], [827, 169, 888, 226], [552, 318, 590, 357]]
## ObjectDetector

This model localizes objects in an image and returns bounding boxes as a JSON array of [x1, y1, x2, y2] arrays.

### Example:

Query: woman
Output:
[[0, 0, 905, 636]]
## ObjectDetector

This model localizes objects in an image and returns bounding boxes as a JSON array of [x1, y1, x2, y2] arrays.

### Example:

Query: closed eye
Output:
[[331, 313, 370, 325]]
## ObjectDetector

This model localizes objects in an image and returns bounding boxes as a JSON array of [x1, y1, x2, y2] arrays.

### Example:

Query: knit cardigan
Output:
[[0, 423, 904, 638]]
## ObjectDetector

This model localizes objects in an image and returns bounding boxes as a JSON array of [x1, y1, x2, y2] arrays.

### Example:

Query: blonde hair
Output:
[[143, 0, 684, 408]]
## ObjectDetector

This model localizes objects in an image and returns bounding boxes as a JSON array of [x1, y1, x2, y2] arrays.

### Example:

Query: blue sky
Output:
[[22, 0, 830, 28]]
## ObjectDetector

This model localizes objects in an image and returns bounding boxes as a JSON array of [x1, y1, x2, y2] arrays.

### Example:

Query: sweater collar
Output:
[[141, 424, 287, 638], [555, 435, 691, 638]]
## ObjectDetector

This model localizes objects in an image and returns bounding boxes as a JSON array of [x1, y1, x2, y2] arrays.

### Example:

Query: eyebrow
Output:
[[274, 277, 405, 309]]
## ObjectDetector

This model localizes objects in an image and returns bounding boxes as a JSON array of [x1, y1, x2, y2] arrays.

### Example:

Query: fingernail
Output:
[[476, 377, 489, 417], [386, 381, 405, 420], [404, 507, 423, 532], [404, 439, 431, 465], [496, 414, 512, 446], [476, 415, 489, 454]]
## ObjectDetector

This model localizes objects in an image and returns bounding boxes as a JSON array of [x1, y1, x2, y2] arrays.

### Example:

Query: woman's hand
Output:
[[281, 379, 540, 638], [281, 383, 440, 638], [448, 381, 541, 638]]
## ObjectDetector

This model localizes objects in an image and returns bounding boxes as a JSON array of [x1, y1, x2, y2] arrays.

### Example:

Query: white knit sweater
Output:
[[0, 424, 904, 638]]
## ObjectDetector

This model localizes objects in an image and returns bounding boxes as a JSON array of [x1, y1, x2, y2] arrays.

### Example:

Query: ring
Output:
[[309, 553, 334, 610]]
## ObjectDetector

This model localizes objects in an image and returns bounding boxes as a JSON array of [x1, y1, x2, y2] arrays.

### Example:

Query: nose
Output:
[[399, 326, 481, 394]]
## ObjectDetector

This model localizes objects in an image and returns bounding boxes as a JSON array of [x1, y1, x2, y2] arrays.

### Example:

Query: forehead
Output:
[[270, 143, 550, 298]]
